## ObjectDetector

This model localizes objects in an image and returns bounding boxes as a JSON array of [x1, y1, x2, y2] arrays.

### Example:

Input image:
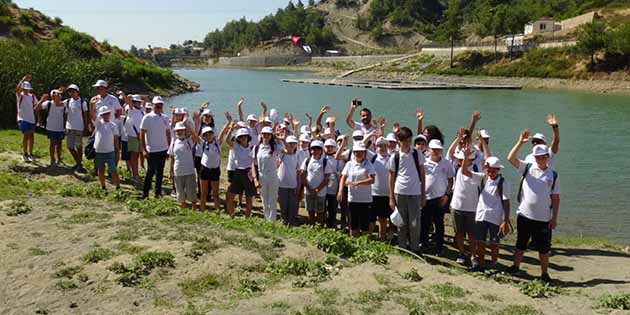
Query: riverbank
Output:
[[1, 130, 630, 314]]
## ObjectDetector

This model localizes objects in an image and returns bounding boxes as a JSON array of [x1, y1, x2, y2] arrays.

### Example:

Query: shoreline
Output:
[[171, 64, 630, 96]]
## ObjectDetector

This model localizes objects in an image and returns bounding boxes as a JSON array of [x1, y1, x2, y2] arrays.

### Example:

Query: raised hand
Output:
[[292, 120, 300, 127], [193, 111, 201, 123], [237, 98, 244, 107], [456, 127, 466, 140], [305, 113, 312, 120], [225, 112, 233, 122], [472, 111, 481, 123], [377, 117, 386, 129], [24, 74, 33, 81], [201, 101, 209, 109], [392, 121, 400, 134], [169, 105, 176, 113], [416, 108, 424, 121], [519, 129, 530, 144], [329, 115, 337, 123], [260, 101, 267, 111], [320, 105, 329, 113], [350, 97, 359, 110], [546, 114, 557, 126]]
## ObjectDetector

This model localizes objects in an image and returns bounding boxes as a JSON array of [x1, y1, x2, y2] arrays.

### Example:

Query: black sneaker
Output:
[[540, 273, 553, 284], [506, 265, 521, 275], [456, 254, 467, 265], [468, 265, 484, 273]]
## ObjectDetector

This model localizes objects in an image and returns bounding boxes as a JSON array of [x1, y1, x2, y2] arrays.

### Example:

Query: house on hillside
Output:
[[524, 17, 562, 35], [560, 11, 598, 31]]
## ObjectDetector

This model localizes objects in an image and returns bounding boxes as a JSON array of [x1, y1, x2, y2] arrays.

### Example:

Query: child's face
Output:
[[101, 113, 111, 122], [176, 129, 186, 138], [311, 147, 322, 158], [203, 132, 215, 142], [486, 167, 500, 180], [325, 145, 336, 154], [237, 135, 250, 147], [430, 148, 442, 158], [286, 142, 297, 152]]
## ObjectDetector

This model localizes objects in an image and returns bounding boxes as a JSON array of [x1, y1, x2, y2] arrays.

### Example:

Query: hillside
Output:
[[0, 1, 198, 128]]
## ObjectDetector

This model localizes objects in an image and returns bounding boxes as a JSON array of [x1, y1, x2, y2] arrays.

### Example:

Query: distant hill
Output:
[[0, 1, 198, 128]]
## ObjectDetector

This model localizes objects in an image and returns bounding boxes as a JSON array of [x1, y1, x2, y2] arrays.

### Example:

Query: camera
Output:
[[353, 100, 362, 106]]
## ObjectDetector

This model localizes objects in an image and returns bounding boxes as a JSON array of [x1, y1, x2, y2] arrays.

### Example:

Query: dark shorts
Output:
[[349, 202, 372, 232], [121, 141, 130, 161], [453, 210, 476, 235], [475, 220, 500, 245], [371, 195, 392, 219], [200, 166, 221, 181], [47, 130, 65, 140], [18, 120, 36, 133], [227, 170, 235, 183], [229, 168, 256, 197], [516, 215, 551, 254]]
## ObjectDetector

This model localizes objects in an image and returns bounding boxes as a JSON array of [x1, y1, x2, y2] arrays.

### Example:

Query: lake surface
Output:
[[168, 68, 630, 244]]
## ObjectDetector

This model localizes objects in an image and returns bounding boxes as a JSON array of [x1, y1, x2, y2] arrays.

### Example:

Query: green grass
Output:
[[597, 292, 630, 310], [82, 245, 115, 264], [493, 305, 542, 315], [55, 279, 78, 291], [553, 236, 626, 251], [108, 251, 176, 287], [517, 280, 563, 299], [429, 283, 467, 299], [29, 247, 49, 256], [401, 268, 423, 282], [53, 265, 83, 279], [186, 236, 220, 260], [3, 200, 32, 216], [64, 211, 112, 224], [178, 273, 222, 298]]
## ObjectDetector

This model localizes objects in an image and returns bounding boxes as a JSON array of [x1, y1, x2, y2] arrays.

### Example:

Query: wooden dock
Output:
[[281, 78, 522, 90]]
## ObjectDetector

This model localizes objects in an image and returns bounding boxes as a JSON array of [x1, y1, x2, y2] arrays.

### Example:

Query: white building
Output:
[[524, 17, 562, 35]]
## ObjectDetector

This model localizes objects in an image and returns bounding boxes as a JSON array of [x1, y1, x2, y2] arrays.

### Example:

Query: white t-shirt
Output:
[[65, 97, 87, 131], [248, 127, 259, 147], [371, 153, 391, 197], [476, 174, 511, 226], [450, 168, 482, 212], [326, 154, 344, 195], [194, 122, 212, 157], [93, 94, 122, 114], [42, 101, 66, 132], [168, 138, 196, 177], [525, 151, 557, 170], [231, 143, 253, 170], [342, 159, 376, 203], [124, 106, 144, 138], [424, 157, 455, 200], [387, 149, 425, 196], [140, 112, 170, 153], [341, 149, 376, 163], [200, 140, 221, 169], [17, 92, 38, 124], [278, 153, 299, 189], [516, 160, 560, 222], [94, 118, 118, 153], [300, 155, 333, 198], [297, 149, 310, 167], [254, 143, 283, 178]]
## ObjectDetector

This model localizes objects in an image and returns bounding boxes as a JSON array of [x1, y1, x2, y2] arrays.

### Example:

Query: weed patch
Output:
[[186, 236, 220, 260], [429, 283, 467, 299], [82, 245, 115, 263], [597, 292, 630, 310], [126, 198, 181, 217], [3, 200, 32, 216], [178, 273, 222, 298], [517, 280, 562, 299], [64, 211, 112, 224], [53, 265, 83, 279], [29, 247, 48, 256], [401, 268, 423, 282], [108, 251, 176, 287], [55, 279, 78, 291], [58, 183, 105, 199], [237, 278, 266, 297]]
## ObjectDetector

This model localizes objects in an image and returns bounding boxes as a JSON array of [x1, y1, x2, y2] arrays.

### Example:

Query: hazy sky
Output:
[[14, 0, 292, 49]]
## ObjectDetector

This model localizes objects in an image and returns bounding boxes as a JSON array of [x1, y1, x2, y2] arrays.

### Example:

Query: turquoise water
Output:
[[168, 68, 630, 244]]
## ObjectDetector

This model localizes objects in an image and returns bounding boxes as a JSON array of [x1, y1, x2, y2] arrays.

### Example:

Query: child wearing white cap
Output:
[[225, 123, 256, 217], [64, 84, 89, 172], [122, 95, 145, 181], [422, 139, 455, 255], [168, 121, 198, 210], [89, 80, 122, 124], [324, 138, 343, 229], [139, 96, 171, 199], [371, 136, 393, 241], [16, 74, 48, 162], [338, 142, 376, 237], [253, 126, 284, 221], [277, 135, 301, 226], [524, 115, 560, 169], [41, 89, 67, 166], [300, 140, 333, 225], [506, 129, 561, 284], [93, 106, 120, 191]]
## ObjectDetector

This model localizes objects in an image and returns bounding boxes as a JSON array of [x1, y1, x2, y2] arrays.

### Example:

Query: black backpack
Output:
[[517, 163, 558, 203], [393, 148, 423, 182], [84, 136, 96, 160]]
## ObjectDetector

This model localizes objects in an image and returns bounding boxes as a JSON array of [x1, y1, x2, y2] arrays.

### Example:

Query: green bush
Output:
[[597, 293, 630, 310], [53, 26, 100, 58]]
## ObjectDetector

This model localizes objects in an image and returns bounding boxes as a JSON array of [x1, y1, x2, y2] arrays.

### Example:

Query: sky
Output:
[[14, 0, 293, 49]]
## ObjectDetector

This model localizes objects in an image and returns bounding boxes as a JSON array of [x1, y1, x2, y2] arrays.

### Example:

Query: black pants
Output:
[[326, 194, 338, 229], [420, 197, 446, 251], [143, 150, 167, 198]]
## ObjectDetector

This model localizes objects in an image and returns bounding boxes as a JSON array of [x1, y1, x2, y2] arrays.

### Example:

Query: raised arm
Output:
[[16, 74, 31, 96], [259, 101, 268, 121], [550, 194, 560, 230], [335, 136, 348, 161], [305, 112, 312, 131], [448, 128, 465, 160], [315, 105, 328, 131], [461, 145, 473, 178], [468, 111, 481, 135], [547, 114, 559, 154], [225, 121, 237, 148], [345, 98, 358, 129], [508, 129, 529, 169], [35, 94, 49, 111], [236, 98, 244, 122], [416, 108, 424, 135], [477, 130, 492, 162]]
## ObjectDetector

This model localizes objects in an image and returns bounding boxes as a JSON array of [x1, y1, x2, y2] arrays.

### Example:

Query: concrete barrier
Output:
[[216, 55, 311, 67], [311, 54, 406, 67]]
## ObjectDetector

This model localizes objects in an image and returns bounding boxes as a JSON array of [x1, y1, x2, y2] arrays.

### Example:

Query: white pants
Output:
[[260, 176, 279, 221]]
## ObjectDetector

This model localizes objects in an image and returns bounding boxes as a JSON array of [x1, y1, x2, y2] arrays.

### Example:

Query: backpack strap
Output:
[[253, 144, 260, 181], [411, 149, 423, 182], [517, 163, 533, 203], [551, 170, 558, 193], [394, 151, 400, 178], [371, 154, 377, 164]]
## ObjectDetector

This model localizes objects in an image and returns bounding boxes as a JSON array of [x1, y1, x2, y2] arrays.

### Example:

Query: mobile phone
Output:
[[353, 100, 362, 106]]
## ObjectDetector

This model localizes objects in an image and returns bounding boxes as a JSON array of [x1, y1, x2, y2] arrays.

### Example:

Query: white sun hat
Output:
[[261, 126, 273, 134], [480, 129, 491, 139], [92, 80, 108, 88], [201, 126, 214, 135], [352, 130, 364, 139], [428, 139, 443, 149], [310, 140, 324, 148], [532, 144, 550, 156], [98, 106, 111, 116], [532, 133, 546, 142], [324, 139, 337, 148], [376, 136, 388, 146], [390, 207, 404, 227], [247, 114, 257, 121], [286, 135, 298, 144], [299, 134, 311, 143], [235, 128, 251, 139], [152, 96, 164, 104], [67, 84, 80, 92], [174, 121, 187, 131], [386, 133, 397, 142], [21, 81, 33, 90], [300, 125, 311, 134], [352, 142, 367, 151], [485, 156, 504, 169]]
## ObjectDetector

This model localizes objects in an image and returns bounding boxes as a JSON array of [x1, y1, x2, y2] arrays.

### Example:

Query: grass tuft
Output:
[[597, 292, 630, 310]]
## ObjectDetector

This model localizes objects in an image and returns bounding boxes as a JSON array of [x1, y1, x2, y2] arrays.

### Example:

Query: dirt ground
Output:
[[1, 150, 629, 315]]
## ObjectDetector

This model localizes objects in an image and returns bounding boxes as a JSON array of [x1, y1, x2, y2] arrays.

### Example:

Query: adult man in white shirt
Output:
[[64, 84, 88, 172], [345, 98, 376, 146], [139, 96, 171, 199], [89, 80, 122, 129], [388, 127, 426, 254], [507, 129, 561, 284]]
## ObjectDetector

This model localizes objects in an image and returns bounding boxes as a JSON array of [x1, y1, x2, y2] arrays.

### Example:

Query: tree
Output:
[[576, 21, 608, 67], [606, 23, 630, 56], [437, 0, 463, 68], [504, 4, 529, 59], [129, 45, 138, 56]]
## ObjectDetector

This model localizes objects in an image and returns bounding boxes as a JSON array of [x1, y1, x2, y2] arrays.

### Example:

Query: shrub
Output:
[[4, 200, 32, 216], [82, 246, 115, 263], [517, 280, 563, 298], [109, 251, 176, 287], [597, 293, 630, 310]]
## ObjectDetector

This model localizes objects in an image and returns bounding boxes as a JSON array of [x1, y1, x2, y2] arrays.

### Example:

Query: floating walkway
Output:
[[281, 78, 522, 90]]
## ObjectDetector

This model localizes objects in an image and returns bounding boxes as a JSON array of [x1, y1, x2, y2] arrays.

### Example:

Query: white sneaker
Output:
[[27, 155, 36, 162], [22, 154, 29, 162]]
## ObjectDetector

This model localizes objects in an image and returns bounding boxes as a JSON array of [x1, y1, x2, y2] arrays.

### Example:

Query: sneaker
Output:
[[456, 254, 467, 265], [28, 155, 36, 162], [50, 160, 57, 167], [540, 273, 553, 284], [76, 166, 87, 174], [505, 265, 521, 275], [22, 154, 29, 162], [468, 265, 484, 273]]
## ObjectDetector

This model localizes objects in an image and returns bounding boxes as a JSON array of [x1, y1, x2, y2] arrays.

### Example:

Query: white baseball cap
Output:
[[532, 144, 550, 156], [454, 149, 476, 160], [352, 142, 367, 151], [201, 109, 212, 117], [310, 140, 324, 148], [174, 107, 186, 115], [414, 134, 428, 144], [263, 116, 273, 124], [261, 126, 273, 134], [352, 130, 364, 139], [324, 139, 337, 147], [201, 126, 214, 135], [21, 81, 33, 90], [300, 125, 311, 134], [98, 106, 111, 116], [286, 135, 298, 144], [325, 117, 334, 124], [299, 133, 311, 143], [480, 129, 491, 139], [428, 139, 443, 149], [532, 133, 546, 142], [236, 121, 247, 128], [279, 123, 288, 129], [50, 89, 60, 96], [152, 96, 164, 104], [235, 128, 251, 139], [144, 102, 153, 109], [385, 133, 397, 142], [174, 121, 187, 131], [132, 94, 142, 102], [485, 156, 504, 169], [67, 84, 80, 92], [247, 114, 257, 121], [93, 80, 108, 88], [336, 135, 345, 142], [376, 136, 388, 146]]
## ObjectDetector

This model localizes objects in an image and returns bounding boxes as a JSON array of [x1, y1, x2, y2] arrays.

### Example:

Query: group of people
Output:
[[15, 74, 561, 283]]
